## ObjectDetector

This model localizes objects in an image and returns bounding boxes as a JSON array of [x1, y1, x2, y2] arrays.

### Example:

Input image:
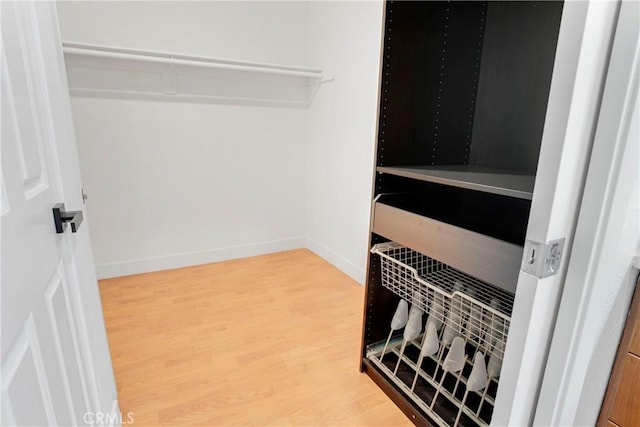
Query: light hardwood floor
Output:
[[99, 249, 410, 426]]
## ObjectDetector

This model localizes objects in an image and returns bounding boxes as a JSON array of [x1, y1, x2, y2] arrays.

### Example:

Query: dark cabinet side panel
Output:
[[469, 1, 563, 174], [378, 1, 487, 168]]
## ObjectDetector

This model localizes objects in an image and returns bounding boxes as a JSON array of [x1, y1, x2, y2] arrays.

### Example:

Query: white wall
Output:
[[306, 1, 384, 283], [57, 1, 310, 278], [58, 0, 384, 281], [58, 1, 384, 281], [57, 1, 308, 65]]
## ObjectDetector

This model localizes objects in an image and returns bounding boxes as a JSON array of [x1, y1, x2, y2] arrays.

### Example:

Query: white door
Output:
[[1, 1, 117, 426], [492, 1, 622, 425]]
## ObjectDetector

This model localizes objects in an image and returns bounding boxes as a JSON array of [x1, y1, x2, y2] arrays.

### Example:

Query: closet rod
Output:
[[62, 44, 323, 79]]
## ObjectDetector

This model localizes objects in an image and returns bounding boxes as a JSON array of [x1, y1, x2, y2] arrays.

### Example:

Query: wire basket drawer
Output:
[[371, 242, 514, 358]]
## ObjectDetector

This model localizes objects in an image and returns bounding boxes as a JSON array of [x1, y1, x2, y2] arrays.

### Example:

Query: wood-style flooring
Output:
[[99, 249, 410, 426]]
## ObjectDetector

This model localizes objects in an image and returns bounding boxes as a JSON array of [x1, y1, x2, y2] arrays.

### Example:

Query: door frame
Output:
[[491, 1, 622, 425], [534, 1, 640, 425]]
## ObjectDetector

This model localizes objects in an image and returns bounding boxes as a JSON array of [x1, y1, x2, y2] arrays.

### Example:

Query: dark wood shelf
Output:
[[377, 165, 535, 200]]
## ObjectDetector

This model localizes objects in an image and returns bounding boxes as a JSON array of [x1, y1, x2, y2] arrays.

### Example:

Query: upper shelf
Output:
[[377, 165, 535, 200], [62, 42, 324, 107]]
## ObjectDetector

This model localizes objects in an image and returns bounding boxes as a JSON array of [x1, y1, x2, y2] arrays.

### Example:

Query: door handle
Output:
[[52, 203, 83, 233]]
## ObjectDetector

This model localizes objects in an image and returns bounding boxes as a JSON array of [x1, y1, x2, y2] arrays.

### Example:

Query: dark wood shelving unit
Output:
[[360, 1, 564, 426]]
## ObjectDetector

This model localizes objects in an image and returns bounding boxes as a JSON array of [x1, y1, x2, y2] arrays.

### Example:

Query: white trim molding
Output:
[[534, 1, 640, 424], [96, 238, 306, 279], [306, 238, 366, 285]]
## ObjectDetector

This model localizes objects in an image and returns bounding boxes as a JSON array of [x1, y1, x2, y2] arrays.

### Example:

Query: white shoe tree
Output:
[[454, 351, 489, 426], [430, 336, 466, 410], [410, 319, 440, 392], [393, 304, 423, 374], [379, 299, 409, 363], [476, 339, 504, 417]]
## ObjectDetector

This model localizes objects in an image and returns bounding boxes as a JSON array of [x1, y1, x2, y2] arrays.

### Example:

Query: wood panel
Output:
[[469, 1, 563, 174], [610, 354, 640, 426], [372, 202, 523, 293], [598, 277, 640, 426], [629, 325, 640, 357], [99, 249, 411, 426], [376, 1, 486, 167]]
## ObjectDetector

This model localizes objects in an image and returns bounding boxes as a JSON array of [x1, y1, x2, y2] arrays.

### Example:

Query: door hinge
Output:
[[521, 238, 566, 278]]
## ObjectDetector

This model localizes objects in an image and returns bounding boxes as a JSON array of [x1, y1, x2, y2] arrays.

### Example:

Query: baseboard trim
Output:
[[95, 238, 306, 279], [305, 238, 365, 284]]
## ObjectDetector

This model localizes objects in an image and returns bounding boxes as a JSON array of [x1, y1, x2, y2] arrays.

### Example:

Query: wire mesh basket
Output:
[[371, 242, 514, 358]]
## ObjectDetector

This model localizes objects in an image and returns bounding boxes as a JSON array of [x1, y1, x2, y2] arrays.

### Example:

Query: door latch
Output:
[[521, 238, 565, 278], [52, 203, 83, 233]]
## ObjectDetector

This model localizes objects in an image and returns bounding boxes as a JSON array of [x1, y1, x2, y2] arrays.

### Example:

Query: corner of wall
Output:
[[306, 238, 366, 284], [303, 1, 383, 285]]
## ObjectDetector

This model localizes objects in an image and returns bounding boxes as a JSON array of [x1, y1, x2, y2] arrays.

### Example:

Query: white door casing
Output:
[[492, 1, 621, 425], [1, 1, 117, 426], [534, 0, 640, 424]]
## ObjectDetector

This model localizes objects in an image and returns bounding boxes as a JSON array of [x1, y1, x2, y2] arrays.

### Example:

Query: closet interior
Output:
[[360, 2, 564, 426]]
